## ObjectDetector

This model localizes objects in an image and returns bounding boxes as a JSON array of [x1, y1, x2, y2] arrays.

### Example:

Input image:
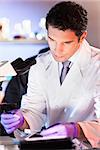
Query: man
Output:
[[1, 1, 100, 148]]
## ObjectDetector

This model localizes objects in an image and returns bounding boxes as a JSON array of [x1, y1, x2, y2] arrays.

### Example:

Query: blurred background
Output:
[[0, 0, 100, 61]]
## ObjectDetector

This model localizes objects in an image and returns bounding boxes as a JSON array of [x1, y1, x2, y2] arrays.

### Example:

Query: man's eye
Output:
[[64, 41, 72, 44]]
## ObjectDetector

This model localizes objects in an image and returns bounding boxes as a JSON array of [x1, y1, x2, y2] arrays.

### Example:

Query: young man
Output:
[[1, 1, 100, 148]]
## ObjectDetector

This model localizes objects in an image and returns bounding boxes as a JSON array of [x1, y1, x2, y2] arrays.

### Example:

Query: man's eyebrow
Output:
[[48, 35, 73, 43]]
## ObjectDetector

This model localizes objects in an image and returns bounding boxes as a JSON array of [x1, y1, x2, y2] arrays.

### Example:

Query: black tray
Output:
[[19, 137, 75, 150]]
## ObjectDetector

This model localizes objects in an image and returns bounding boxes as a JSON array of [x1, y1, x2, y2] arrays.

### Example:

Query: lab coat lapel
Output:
[[45, 53, 84, 109], [55, 62, 84, 106], [45, 57, 60, 102]]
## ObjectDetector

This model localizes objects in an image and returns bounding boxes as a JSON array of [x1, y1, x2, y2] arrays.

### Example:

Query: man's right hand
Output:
[[1, 109, 24, 134]]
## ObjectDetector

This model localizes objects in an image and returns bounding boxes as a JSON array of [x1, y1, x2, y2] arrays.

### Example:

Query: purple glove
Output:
[[40, 123, 67, 138], [40, 123, 78, 139], [1, 109, 24, 134]]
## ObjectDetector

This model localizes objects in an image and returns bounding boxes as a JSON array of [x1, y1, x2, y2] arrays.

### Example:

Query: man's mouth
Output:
[[53, 54, 64, 58]]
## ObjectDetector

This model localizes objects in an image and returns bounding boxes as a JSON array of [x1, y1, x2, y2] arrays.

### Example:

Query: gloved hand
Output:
[[40, 123, 78, 139], [0, 109, 24, 134]]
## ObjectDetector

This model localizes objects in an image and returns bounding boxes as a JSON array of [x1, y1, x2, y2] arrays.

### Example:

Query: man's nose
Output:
[[54, 43, 64, 53]]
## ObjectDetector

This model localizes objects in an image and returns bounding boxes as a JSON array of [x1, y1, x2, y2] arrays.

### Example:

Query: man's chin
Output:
[[53, 56, 68, 62]]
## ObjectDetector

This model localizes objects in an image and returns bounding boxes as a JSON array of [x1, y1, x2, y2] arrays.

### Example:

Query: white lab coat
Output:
[[21, 40, 100, 148]]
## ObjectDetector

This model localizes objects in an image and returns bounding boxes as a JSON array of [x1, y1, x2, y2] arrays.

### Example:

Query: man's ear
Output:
[[80, 31, 87, 43]]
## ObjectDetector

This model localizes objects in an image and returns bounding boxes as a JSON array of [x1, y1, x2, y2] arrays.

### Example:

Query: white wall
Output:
[[0, 43, 48, 61]]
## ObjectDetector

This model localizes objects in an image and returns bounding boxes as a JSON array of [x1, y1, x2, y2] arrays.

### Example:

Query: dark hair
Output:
[[46, 1, 88, 38]]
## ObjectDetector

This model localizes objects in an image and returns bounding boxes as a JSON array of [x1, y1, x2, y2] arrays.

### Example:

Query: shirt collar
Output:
[[58, 48, 80, 76], [69, 48, 80, 63]]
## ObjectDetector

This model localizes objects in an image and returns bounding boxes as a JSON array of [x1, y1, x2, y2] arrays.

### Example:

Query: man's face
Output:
[[47, 26, 84, 62]]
